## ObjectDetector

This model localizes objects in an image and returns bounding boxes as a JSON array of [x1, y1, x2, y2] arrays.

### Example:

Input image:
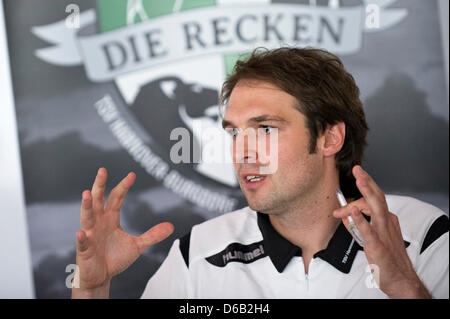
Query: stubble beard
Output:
[[242, 176, 310, 215], [243, 159, 323, 216], [245, 188, 279, 213]]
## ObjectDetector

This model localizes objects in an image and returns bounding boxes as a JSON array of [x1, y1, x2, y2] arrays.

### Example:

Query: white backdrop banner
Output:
[[33, 2, 407, 82]]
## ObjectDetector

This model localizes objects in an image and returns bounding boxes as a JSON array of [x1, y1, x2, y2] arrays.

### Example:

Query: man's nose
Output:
[[233, 130, 258, 164], [239, 150, 258, 164]]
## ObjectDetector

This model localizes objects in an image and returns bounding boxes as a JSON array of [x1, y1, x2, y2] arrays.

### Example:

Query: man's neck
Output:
[[267, 184, 342, 263]]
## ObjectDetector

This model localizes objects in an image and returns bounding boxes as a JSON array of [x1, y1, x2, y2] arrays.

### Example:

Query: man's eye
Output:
[[261, 126, 274, 134], [226, 128, 240, 137]]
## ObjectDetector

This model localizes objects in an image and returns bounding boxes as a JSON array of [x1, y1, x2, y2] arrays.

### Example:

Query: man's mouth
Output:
[[242, 174, 267, 189]]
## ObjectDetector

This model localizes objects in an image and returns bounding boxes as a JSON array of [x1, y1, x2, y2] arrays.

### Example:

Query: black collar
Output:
[[257, 212, 410, 274], [257, 212, 363, 274]]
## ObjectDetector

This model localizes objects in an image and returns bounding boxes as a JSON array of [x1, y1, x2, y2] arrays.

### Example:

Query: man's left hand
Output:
[[333, 165, 431, 299]]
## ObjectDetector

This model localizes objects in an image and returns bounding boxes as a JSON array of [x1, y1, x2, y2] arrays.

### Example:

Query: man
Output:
[[72, 47, 449, 299]]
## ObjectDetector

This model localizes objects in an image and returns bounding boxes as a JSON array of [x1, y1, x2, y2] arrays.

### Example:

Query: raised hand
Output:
[[72, 168, 174, 298], [333, 165, 431, 298]]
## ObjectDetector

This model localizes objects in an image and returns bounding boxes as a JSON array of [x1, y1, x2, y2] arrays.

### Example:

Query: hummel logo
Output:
[[222, 244, 265, 264], [206, 241, 266, 267]]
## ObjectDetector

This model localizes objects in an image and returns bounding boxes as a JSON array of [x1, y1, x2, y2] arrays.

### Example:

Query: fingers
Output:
[[80, 190, 95, 229], [91, 167, 108, 212], [135, 222, 174, 255], [333, 197, 371, 219], [105, 172, 136, 212], [353, 165, 388, 215], [349, 206, 379, 247], [352, 166, 391, 232], [76, 229, 89, 253], [333, 199, 371, 236]]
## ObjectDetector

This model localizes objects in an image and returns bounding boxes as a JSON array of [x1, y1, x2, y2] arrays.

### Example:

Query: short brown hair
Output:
[[220, 47, 369, 198]]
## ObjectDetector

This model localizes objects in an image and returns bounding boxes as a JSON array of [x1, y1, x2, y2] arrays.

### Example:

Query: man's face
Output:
[[222, 79, 325, 214]]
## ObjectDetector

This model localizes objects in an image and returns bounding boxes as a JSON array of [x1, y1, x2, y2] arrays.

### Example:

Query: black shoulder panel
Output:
[[420, 215, 449, 254], [179, 231, 191, 268]]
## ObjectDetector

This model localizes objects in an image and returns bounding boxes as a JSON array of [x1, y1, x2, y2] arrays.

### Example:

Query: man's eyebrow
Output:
[[222, 119, 234, 129], [248, 115, 287, 124], [222, 115, 287, 129]]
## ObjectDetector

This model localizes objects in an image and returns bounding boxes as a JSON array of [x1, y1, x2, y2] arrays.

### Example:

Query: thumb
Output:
[[136, 222, 174, 254]]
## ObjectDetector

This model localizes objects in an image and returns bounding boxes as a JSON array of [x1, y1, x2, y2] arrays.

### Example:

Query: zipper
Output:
[[305, 273, 309, 291], [305, 258, 313, 293]]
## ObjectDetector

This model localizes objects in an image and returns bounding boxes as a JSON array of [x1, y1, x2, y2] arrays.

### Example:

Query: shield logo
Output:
[[100, 0, 245, 187]]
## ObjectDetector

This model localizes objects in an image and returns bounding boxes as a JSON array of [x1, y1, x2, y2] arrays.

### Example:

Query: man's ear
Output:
[[322, 122, 346, 157]]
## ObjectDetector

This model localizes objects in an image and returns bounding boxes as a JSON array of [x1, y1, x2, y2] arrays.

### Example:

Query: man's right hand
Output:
[[71, 167, 174, 298]]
